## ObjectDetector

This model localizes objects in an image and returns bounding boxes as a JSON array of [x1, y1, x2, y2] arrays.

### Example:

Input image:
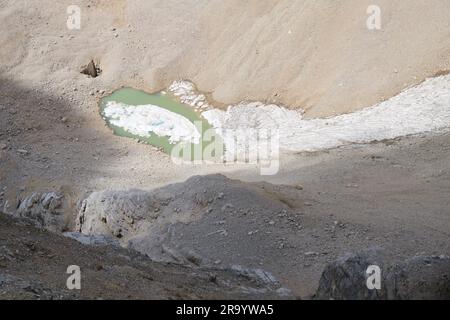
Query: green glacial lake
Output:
[[100, 88, 218, 159]]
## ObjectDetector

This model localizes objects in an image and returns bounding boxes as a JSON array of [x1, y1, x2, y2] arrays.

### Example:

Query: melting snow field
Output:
[[190, 75, 450, 152], [102, 75, 450, 156], [103, 101, 201, 144]]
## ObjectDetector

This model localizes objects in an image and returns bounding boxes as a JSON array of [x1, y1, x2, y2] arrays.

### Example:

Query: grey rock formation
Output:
[[76, 174, 303, 269], [385, 255, 450, 299], [15, 192, 66, 232], [315, 250, 450, 300]]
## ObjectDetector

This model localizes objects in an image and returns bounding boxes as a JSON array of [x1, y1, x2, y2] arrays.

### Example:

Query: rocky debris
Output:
[[385, 255, 450, 299], [0, 273, 16, 285], [76, 174, 304, 272], [314, 248, 387, 300], [0, 273, 59, 299], [81, 60, 100, 78], [63, 232, 120, 247], [0, 213, 292, 300], [314, 249, 450, 300], [230, 265, 278, 286], [14, 192, 66, 232]]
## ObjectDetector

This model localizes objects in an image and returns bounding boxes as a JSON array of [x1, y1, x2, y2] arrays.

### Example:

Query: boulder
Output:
[[81, 60, 98, 77], [315, 249, 450, 300], [76, 174, 303, 266]]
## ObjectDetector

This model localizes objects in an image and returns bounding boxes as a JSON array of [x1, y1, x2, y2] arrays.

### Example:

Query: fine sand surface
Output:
[[1, 0, 450, 117], [1, 0, 449, 299]]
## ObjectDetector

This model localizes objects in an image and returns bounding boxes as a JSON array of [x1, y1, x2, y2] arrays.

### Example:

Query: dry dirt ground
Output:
[[0, 0, 449, 299]]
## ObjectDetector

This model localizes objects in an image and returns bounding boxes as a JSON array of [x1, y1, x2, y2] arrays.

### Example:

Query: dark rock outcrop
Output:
[[315, 249, 450, 300], [81, 60, 99, 77]]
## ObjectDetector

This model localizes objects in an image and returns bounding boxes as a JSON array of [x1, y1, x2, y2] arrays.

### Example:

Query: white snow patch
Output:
[[103, 101, 201, 144], [169, 80, 210, 109], [202, 75, 450, 152]]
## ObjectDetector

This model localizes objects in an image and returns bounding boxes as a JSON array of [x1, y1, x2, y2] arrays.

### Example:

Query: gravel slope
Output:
[[0, 214, 291, 300]]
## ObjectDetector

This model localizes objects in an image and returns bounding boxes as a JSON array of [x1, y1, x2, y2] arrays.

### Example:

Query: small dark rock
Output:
[[81, 60, 99, 78]]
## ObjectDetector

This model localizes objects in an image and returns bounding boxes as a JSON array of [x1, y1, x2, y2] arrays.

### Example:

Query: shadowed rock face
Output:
[[72, 174, 304, 296], [315, 249, 450, 300], [76, 174, 303, 265]]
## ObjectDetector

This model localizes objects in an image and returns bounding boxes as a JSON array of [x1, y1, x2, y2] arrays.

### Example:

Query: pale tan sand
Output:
[[2, 1, 450, 118]]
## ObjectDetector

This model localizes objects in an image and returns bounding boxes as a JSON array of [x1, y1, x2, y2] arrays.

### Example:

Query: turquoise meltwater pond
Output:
[[100, 88, 219, 159]]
